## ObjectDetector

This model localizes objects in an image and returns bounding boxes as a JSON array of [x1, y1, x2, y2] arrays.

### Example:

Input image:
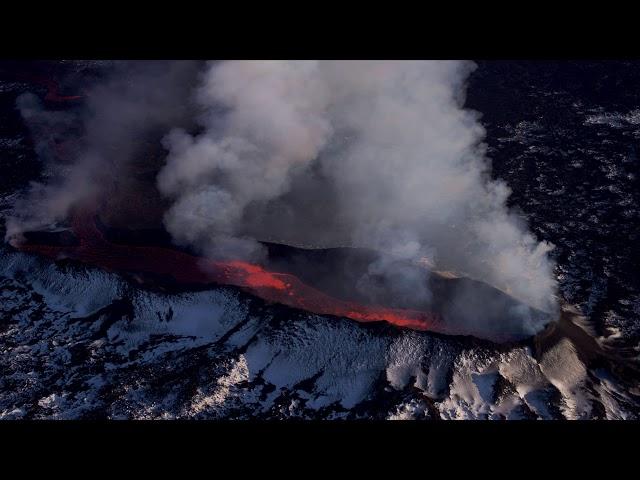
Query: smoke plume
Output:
[[159, 60, 557, 315], [158, 60, 332, 260]]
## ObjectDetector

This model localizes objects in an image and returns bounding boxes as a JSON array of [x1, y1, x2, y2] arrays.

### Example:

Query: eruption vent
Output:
[[5, 61, 559, 340], [15, 208, 550, 342]]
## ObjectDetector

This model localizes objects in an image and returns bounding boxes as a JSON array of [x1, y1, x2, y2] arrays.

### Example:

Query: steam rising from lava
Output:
[[159, 61, 557, 316], [5, 60, 558, 334]]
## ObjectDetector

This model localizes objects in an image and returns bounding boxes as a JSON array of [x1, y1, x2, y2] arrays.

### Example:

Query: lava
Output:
[[218, 261, 289, 290], [14, 208, 440, 333], [41, 78, 84, 103]]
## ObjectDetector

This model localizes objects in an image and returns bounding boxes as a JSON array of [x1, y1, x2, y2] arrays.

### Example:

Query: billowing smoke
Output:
[[158, 61, 333, 260], [159, 61, 557, 315]]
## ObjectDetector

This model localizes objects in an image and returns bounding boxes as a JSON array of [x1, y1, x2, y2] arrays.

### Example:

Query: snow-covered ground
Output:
[[1, 246, 637, 419]]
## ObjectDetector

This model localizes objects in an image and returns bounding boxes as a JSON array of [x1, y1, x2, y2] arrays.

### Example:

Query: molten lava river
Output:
[[15, 210, 441, 333]]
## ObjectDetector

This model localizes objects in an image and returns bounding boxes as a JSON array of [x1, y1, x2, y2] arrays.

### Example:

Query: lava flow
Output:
[[6, 71, 85, 103], [41, 78, 84, 103], [14, 209, 440, 332]]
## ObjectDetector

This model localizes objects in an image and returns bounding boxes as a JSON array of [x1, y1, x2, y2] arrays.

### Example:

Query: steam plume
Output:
[[160, 60, 557, 315], [158, 60, 332, 259]]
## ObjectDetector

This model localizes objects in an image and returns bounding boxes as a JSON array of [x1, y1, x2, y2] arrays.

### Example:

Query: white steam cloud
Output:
[[159, 60, 557, 313], [158, 61, 332, 259]]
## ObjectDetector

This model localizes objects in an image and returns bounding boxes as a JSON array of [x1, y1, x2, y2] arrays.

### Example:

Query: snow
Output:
[[0, 245, 637, 419], [538, 338, 590, 419]]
